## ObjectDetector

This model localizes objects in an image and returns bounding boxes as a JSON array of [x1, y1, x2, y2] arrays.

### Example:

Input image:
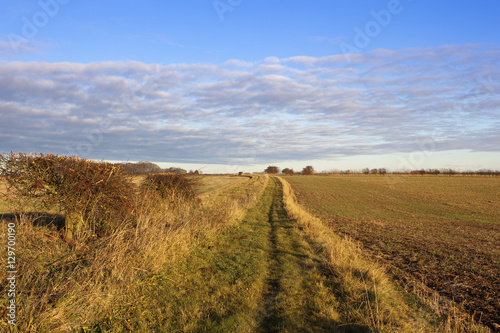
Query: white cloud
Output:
[[263, 56, 280, 64], [0, 44, 499, 169], [222, 59, 254, 68]]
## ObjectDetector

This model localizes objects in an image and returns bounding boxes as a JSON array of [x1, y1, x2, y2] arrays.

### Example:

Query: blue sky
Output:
[[1, 0, 499, 173]]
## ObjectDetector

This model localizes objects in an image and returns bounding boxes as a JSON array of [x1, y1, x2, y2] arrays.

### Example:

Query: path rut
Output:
[[256, 177, 340, 332]]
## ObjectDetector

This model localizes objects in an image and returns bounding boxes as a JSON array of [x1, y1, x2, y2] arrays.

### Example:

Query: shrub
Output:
[[264, 166, 280, 174], [302, 166, 314, 175], [0, 152, 134, 240], [378, 168, 387, 174], [141, 174, 198, 203], [164, 167, 187, 175], [117, 161, 163, 175]]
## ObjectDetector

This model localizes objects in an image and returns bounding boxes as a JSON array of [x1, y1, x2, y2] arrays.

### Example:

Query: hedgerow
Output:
[[0, 152, 134, 240]]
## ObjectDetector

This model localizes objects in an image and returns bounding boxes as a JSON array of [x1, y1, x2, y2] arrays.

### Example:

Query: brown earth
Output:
[[285, 175, 500, 331], [324, 215, 500, 331]]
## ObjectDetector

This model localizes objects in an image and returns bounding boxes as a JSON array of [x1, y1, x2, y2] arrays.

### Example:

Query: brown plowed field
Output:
[[284, 175, 500, 331]]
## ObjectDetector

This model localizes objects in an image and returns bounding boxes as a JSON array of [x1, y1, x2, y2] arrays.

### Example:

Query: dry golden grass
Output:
[[197, 174, 250, 198], [130, 174, 250, 199], [0, 177, 7, 193], [0, 177, 9, 214], [129, 174, 145, 186], [0, 174, 268, 332]]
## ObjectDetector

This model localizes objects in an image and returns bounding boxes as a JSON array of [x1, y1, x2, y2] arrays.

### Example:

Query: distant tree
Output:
[[265, 166, 280, 174], [378, 168, 387, 175], [476, 169, 500, 176], [302, 166, 314, 175], [282, 168, 294, 175], [194, 170, 200, 175], [370, 168, 378, 174], [118, 161, 163, 175], [440, 168, 458, 175], [164, 167, 187, 175], [362, 168, 370, 174]]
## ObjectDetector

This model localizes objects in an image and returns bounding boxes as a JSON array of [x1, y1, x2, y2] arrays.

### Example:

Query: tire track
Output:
[[257, 177, 340, 332], [259, 177, 284, 331]]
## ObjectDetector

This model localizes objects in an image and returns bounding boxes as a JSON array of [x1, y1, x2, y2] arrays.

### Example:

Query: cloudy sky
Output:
[[1, 1, 499, 173]]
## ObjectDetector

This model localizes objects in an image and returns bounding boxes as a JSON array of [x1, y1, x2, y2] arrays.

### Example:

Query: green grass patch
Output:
[[284, 175, 500, 225]]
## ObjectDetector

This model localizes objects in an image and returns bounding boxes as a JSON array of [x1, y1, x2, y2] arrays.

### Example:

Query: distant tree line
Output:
[[264, 165, 499, 176], [117, 162, 163, 175], [407, 168, 500, 176], [164, 167, 189, 175], [264, 165, 314, 175], [460, 169, 500, 176], [362, 168, 387, 174], [116, 162, 194, 175], [264, 166, 280, 174]]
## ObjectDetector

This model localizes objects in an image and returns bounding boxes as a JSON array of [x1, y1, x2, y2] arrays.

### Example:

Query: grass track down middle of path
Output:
[[256, 177, 345, 332]]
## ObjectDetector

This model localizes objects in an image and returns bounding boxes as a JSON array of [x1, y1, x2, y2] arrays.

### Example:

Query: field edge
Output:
[[277, 176, 492, 333]]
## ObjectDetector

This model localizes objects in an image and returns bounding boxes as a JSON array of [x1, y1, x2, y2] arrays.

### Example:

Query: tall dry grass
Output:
[[0, 175, 268, 332], [277, 176, 490, 333]]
